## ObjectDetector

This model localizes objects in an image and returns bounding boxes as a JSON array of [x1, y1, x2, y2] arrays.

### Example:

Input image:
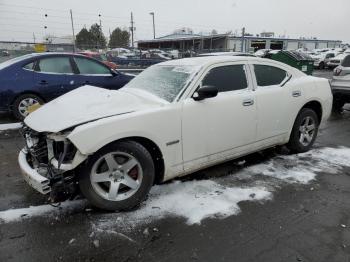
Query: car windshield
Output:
[[124, 65, 199, 102]]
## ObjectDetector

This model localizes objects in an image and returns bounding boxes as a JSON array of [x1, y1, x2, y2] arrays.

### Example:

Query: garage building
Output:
[[137, 33, 342, 53]]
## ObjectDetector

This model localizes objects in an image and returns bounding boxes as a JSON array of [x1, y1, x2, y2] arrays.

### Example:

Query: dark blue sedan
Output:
[[0, 53, 134, 119]]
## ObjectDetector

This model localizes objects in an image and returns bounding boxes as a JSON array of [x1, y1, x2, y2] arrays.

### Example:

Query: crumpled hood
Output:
[[25, 86, 164, 133]]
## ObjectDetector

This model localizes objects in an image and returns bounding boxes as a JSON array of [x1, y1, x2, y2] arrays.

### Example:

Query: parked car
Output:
[[78, 51, 118, 69], [254, 49, 271, 57], [328, 52, 350, 69], [1, 50, 10, 57], [19, 56, 332, 210], [0, 53, 134, 119], [331, 54, 350, 111], [311, 52, 337, 69]]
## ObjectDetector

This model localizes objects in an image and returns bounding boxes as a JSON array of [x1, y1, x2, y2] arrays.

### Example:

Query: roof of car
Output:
[[158, 56, 262, 66], [198, 52, 255, 57]]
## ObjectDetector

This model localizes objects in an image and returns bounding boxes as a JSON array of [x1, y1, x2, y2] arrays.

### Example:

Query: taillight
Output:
[[334, 67, 342, 76]]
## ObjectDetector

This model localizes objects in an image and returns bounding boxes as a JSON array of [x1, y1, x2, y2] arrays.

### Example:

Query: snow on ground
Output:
[[0, 122, 22, 131], [2, 147, 350, 226], [123, 181, 271, 225], [0, 200, 86, 223]]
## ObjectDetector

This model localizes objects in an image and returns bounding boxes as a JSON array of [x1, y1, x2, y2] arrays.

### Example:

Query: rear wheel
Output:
[[12, 94, 44, 120], [78, 140, 155, 211], [319, 62, 325, 70], [287, 108, 319, 153]]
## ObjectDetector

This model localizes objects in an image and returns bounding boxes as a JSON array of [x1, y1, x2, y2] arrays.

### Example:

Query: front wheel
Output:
[[287, 108, 319, 153], [78, 141, 155, 211]]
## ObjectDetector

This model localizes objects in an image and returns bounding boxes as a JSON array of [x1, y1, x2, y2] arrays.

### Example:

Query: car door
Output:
[[181, 62, 257, 171], [33, 56, 75, 101], [249, 62, 292, 141], [67, 56, 120, 91]]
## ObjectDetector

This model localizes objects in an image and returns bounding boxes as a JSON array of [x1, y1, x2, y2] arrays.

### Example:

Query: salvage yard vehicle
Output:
[[19, 56, 333, 211], [331, 54, 350, 111], [311, 52, 337, 69], [328, 52, 350, 69], [77, 51, 118, 69], [0, 53, 133, 120]]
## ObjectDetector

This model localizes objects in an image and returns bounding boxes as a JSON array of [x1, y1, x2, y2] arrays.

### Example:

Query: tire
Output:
[[78, 140, 155, 211], [332, 99, 345, 113], [319, 62, 325, 70], [287, 108, 319, 153], [12, 93, 44, 120]]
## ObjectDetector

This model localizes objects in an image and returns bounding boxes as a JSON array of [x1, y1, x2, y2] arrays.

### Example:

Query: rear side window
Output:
[[202, 65, 248, 93], [74, 57, 111, 75], [341, 55, 350, 67], [254, 65, 287, 86], [37, 57, 73, 74]]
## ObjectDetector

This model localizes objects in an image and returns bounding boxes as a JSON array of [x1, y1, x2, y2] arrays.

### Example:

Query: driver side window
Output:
[[202, 65, 248, 93]]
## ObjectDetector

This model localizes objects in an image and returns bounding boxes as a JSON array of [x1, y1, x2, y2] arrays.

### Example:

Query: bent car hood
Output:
[[25, 86, 164, 133]]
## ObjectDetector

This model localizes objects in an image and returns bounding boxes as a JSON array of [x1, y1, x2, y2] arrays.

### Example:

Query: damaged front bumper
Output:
[[18, 126, 88, 196], [18, 149, 51, 194]]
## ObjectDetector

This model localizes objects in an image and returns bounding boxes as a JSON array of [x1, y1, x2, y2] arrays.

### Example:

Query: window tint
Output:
[[38, 57, 73, 74], [254, 65, 287, 86], [23, 62, 34, 70], [74, 57, 111, 75], [202, 65, 248, 92], [341, 55, 350, 67]]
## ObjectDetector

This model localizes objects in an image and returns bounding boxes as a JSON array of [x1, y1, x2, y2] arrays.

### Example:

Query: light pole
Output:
[[149, 12, 155, 39]]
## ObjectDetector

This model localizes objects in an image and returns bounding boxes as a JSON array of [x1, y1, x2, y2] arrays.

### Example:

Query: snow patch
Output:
[[100, 181, 272, 226], [0, 122, 22, 131], [0, 200, 86, 223]]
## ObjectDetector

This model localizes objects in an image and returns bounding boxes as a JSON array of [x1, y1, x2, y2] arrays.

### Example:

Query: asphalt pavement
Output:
[[1, 69, 350, 262]]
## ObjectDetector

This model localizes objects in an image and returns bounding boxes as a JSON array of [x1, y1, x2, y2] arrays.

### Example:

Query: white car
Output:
[[328, 52, 350, 69], [311, 52, 337, 69], [19, 56, 333, 210]]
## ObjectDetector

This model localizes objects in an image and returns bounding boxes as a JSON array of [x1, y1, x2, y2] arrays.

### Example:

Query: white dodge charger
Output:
[[19, 56, 332, 210]]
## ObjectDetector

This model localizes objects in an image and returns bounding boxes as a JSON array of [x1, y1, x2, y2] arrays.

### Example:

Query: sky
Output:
[[0, 0, 349, 44]]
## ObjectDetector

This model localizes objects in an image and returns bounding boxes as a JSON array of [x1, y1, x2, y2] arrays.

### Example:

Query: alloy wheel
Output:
[[298, 116, 316, 146], [18, 97, 40, 117], [90, 152, 143, 201]]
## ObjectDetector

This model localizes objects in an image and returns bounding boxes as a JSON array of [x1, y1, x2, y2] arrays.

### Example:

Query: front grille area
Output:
[[21, 126, 48, 167], [52, 141, 77, 163]]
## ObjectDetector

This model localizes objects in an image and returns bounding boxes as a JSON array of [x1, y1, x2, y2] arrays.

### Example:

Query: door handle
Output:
[[292, 90, 301, 97], [84, 81, 91, 84], [242, 98, 254, 106], [39, 80, 48, 85]]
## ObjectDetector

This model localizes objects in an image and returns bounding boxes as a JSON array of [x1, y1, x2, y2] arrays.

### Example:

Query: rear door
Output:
[[33, 56, 74, 101]]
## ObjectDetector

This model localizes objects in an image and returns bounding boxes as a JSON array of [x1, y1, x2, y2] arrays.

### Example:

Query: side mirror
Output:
[[193, 85, 218, 101]]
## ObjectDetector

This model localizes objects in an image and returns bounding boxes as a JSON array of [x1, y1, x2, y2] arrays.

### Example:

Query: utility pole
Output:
[[149, 12, 155, 39], [33, 33, 36, 44], [98, 14, 102, 50], [70, 9, 76, 52], [241, 27, 245, 52], [130, 12, 135, 48]]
